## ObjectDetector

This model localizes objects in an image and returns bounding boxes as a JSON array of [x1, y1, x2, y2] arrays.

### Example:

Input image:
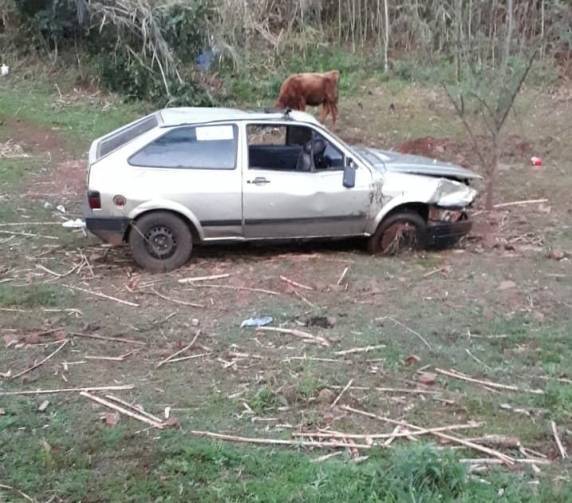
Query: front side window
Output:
[[247, 124, 343, 172], [129, 124, 237, 169]]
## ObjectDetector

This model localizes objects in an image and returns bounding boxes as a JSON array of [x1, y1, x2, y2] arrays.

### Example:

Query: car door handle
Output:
[[247, 177, 271, 185]]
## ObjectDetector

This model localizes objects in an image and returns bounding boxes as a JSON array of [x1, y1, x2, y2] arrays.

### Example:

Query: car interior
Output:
[[247, 124, 344, 172]]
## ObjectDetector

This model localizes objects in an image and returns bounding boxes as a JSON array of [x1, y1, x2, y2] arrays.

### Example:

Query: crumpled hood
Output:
[[354, 146, 481, 181]]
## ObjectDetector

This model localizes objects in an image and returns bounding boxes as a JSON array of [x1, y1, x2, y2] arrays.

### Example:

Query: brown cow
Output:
[[275, 70, 340, 128]]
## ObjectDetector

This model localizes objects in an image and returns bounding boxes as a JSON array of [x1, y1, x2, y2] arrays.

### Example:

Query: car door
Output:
[[242, 123, 371, 239]]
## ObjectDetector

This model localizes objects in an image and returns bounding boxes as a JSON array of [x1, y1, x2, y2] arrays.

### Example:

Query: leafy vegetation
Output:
[[0, 284, 72, 307], [2, 409, 569, 502]]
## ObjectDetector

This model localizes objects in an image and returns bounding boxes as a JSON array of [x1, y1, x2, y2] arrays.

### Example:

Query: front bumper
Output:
[[425, 217, 472, 248], [85, 217, 130, 246]]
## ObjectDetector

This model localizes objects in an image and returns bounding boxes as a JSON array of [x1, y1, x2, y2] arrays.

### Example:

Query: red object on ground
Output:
[[530, 156, 543, 167]]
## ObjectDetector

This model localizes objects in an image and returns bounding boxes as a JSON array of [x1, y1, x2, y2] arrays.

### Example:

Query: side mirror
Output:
[[343, 157, 356, 188]]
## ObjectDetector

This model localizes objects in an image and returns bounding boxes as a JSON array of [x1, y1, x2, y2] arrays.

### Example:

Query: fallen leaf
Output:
[[498, 280, 516, 291], [404, 355, 421, 366], [317, 388, 336, 405], [418, 372, 437, 385], [38, 400, 50, 412], [547, 249, 565, 261], [3, 334, 18, 348], [127, 275, 141, 290], [53, 329, 67, 341], [163, 416, 180, 429], [0, 369, 12, 378], [101, 412, 120, 427], [24, 333, 41, 345]]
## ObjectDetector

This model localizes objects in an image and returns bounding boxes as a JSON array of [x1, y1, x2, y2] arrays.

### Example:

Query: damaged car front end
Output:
[[354, 146, 481, 253]]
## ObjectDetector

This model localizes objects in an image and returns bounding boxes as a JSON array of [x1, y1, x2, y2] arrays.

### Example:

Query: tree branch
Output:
[[442, 83, 489, 168]]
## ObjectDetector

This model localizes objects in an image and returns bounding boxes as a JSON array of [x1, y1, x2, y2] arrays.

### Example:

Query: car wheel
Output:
[[368, 211, 427, 255], [129, 212, 192, 273]]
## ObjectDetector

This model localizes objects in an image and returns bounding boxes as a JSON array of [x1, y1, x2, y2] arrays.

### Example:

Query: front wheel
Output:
[[368, 211, 427, 255], [129, 212, 193, 273]]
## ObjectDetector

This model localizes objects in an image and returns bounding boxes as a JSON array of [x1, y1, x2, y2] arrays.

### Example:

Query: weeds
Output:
[[3, 421, 568, 502], [248, 386, 281, 414], [0, 284, 71, 308]]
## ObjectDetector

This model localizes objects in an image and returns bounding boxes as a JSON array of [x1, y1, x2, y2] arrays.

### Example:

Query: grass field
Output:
[[0, 72, 571, 502]]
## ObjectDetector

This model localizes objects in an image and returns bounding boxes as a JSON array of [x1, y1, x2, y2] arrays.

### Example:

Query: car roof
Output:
[[157, 107, 320, 127]]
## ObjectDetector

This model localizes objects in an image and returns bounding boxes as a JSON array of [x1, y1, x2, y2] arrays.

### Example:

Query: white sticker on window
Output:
[[195, 125, 234, 141]]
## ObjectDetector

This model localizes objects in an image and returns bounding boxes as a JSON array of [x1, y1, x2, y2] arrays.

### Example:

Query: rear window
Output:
[[129, 125, 237, 170], [98, 115, 158, 158]]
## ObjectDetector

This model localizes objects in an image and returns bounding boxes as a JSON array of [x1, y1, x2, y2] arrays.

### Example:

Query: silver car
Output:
[[84, 107, 480, 272]]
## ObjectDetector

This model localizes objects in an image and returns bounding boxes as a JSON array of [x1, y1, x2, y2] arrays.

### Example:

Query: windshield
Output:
[[311, 124, 373, 168]]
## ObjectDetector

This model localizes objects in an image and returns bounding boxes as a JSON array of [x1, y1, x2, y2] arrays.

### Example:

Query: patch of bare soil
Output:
[[396, 134, 535, 170], [3, 117, 67, 160], [25, 159, 86, 204], [2, 117, 86, 203]]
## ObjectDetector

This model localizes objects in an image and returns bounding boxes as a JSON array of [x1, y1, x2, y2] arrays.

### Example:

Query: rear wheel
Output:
[[129, 212, 192, 272], [368, 211, 427, 255]]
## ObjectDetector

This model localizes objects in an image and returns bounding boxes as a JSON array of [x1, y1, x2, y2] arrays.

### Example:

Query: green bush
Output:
[[10, 0, 214, 105], [98, 53, 212, 107]]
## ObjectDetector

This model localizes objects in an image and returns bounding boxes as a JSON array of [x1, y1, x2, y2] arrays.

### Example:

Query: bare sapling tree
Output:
[[383, 0, 390, 72], [443, 0, 539, 210]]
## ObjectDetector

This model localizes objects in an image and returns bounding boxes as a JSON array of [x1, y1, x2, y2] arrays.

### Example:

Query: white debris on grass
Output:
[[0, 140, 29, 159]]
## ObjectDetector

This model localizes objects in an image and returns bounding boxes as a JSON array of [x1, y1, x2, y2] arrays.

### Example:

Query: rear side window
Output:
[[98, 115, 158, 159], [129, 125, 237, 170]]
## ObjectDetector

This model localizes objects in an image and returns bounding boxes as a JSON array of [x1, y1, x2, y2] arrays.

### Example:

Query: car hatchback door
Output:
[[242, 123, 371, 239]]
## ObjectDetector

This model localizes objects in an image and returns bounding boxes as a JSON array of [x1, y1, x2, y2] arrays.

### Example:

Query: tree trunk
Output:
[[383, 0, 389, 72], [485, 140, 499, 210], [503, 0, 513, 73]]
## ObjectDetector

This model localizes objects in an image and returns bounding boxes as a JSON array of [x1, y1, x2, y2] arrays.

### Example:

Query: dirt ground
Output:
[[0, 79, 571, 499]]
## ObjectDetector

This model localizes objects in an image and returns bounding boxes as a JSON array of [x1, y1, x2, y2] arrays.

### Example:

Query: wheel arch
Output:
[[368, 201, 429, 235], [125, 208, 202, 244]]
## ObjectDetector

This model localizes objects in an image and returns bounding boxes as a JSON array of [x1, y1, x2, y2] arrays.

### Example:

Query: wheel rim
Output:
[[380, 221, 419, 254], [144, 225, 177, 259]]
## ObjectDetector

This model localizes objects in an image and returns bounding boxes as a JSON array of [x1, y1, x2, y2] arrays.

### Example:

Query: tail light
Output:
[[88, 190, 101, 209]]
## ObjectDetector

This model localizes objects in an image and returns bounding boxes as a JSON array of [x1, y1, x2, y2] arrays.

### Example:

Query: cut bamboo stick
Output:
[[493, 198, 548, 209], [336, 266, 350, 285], [104, 394, 164, 424], [551, 420, 568, 459], [341, 405, 514, 464], [256, 327, 330, 347], [460, 458, 551, 466], [70, 332, 146, 345], [435, 368, 544, 394], [331, 379, 353, 409], [178, 274, 230, 284], [0, 483, 34, 502], [0, 385, 134, 396], [280, 275, 313, 291], [189, 284, 281, 296], [164, 353, 209, 364], [190, 430, 374, 449], [65, 284, 139, 307], [80, 391, 164, 429], [335, 344, 386, 356], [293, 422, 481, 440], [156, 330, 201, 368], [11, 339, 69, 380]]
